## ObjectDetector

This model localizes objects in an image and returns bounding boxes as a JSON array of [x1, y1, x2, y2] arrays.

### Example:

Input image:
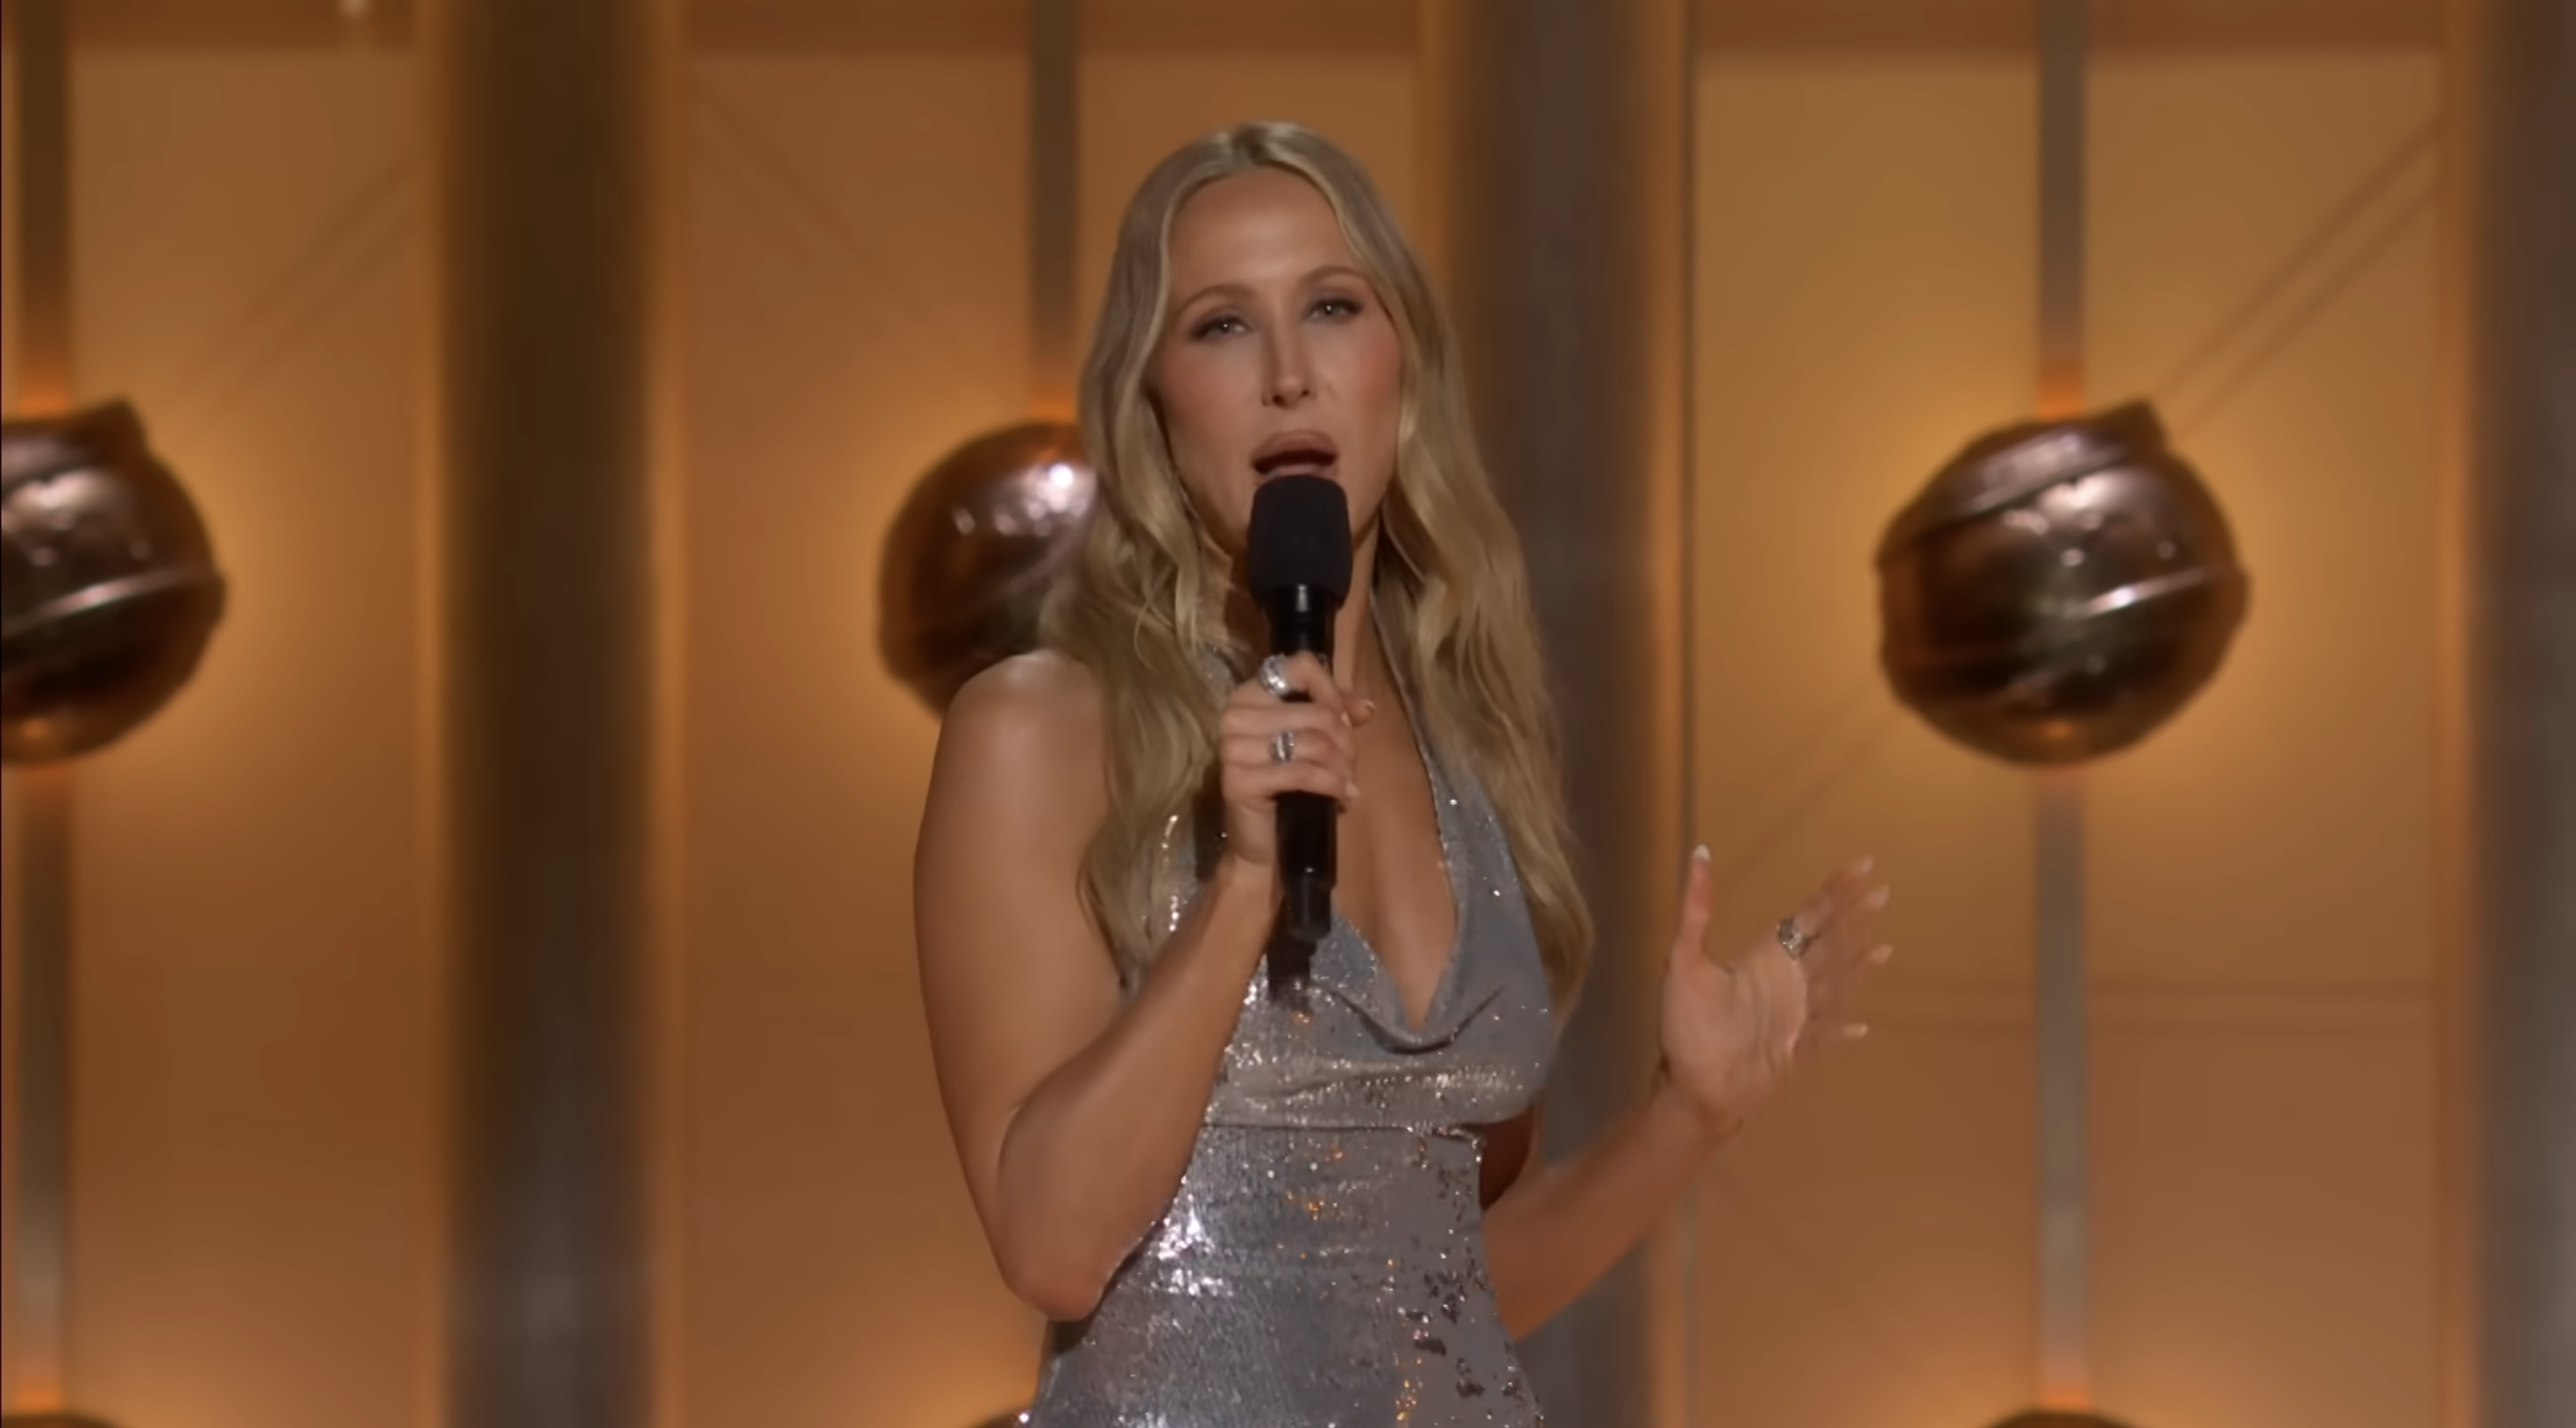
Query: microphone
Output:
[[1245, 474, 1352, 949]]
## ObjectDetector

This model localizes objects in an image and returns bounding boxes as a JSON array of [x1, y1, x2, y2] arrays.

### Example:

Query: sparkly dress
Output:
[[1023, 714, 1557, 1427]]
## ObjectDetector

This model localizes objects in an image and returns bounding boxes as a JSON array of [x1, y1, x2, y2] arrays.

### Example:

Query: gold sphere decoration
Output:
[[1877, 401, 2248, 765], [2, 401, 227, 764], [877, 419, 1096, 712]]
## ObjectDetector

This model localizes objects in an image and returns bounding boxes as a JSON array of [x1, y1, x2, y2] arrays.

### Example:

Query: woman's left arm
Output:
[[1478, 1071, 1723, 1337], [1480, 849, 1891, 1338]]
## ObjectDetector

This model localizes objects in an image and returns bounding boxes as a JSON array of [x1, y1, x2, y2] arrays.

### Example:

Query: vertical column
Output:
[[2445, 0, 2576, 1425], [1417, 4, 1690, 1424], [1026, 0, 1078, 416], [4, 0, 76, 1414], [7, 0, 69, 410], [2, 768, 70, 1416], [426, 0, 678, 1424], [2032, 1, 2093, 1412]]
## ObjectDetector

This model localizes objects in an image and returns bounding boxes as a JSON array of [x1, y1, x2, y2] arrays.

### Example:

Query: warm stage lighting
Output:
[[0, 1415, 125, 1428], [1987, 1413, 2140, 1428], [0, 400, 229, 764], [1875, 401, 2247, 765], [877, 419, 1096, 712]]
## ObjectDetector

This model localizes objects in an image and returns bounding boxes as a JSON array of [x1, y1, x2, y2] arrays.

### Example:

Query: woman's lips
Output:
[[1251, 430, 1339, 480]]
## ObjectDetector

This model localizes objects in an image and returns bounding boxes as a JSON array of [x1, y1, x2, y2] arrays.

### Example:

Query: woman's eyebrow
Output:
[[1173, 266, 1370, 313]]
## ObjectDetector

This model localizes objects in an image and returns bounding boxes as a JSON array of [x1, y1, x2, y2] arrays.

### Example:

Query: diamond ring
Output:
[[1270, 729, 1298, 765], [1774, 916, 1815, 962], [1256, 655, 1296, 700]]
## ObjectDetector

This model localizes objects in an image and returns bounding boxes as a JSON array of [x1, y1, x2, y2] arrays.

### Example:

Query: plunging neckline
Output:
[[1332, 659, 1470, 1037]]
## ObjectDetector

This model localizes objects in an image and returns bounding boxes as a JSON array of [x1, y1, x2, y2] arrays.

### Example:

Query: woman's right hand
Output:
[[1217, 652, 1370, 871]]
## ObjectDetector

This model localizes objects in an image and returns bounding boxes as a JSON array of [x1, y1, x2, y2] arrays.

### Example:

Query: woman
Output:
[[914, 120, 1891, 1425]]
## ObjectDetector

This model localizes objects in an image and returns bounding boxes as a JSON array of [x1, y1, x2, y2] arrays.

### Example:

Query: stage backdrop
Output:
[[1681, 46, 2438, 1428], [0, 11, 2435, 1428]]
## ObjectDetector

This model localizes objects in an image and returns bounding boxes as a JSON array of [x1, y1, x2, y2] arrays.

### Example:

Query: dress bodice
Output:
[[1024, 696, 1556, 1427]]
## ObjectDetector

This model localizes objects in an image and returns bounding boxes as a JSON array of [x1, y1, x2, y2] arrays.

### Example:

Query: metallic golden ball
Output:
[[1876, 401, 2248, 765], [878, 419, 1096, 711], [2, 401, 227, 764]]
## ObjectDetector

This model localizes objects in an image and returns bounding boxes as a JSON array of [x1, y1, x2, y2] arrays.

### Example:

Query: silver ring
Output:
[[1256, 655, 1296, 700], [1774, 916, 1813, 962], [1270, 729, 1297, 765]]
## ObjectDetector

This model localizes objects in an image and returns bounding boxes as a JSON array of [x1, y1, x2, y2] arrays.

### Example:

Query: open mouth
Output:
[[1251, 430, 1340, 482]]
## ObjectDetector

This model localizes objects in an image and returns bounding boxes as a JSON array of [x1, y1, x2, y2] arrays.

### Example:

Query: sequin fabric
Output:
[[1023, 703, 1555, 1427]]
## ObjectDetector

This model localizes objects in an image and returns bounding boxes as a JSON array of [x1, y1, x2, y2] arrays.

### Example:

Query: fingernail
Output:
[[1340, 712, 1352, 727], [1871, 944, 1895, 964], [1345, 781, 1362, 800], [1868, 885, 1891, 908], [1857, 855, 1877, 875], [1849, 1023, 1871, 1039], [1692, 844, 1710, 864]]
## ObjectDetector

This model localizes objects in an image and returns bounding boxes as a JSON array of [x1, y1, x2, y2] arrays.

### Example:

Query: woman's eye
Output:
[[1312, 295, 1364, 320], [1191, 314, 1246, 340]]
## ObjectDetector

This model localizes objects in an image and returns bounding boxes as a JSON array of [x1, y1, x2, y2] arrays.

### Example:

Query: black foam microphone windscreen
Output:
[[1247, 475, 1353, 611]]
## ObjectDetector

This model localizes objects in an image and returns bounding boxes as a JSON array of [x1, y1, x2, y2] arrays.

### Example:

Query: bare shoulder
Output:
[[946, 648, 1099, 735], [915, 648, 1115, 1007], [931, 650, 1105, 818], [919, 649, 1110, 902]]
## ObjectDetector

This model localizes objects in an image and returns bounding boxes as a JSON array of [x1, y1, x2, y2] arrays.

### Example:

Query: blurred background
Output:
[[0, 1, 2560, 1427]]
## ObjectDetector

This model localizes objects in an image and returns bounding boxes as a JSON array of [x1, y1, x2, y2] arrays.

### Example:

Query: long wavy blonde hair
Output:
[[1038, 120, 1592, 1011]]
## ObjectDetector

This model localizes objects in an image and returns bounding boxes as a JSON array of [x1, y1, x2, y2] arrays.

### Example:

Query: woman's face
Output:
[[1148, 167, 1404, 553]]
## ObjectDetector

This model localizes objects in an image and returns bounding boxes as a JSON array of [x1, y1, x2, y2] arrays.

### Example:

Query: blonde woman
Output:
[[915, 121, 1890, 1425]]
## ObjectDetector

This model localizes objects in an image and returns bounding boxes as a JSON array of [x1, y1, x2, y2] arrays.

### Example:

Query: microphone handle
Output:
[[1279, 795, 1334, 945], [1267, 586, 1338, 947]]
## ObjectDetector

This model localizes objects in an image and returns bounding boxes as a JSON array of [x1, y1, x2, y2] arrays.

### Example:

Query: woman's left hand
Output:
[[1655, 849, 1891, 1139]]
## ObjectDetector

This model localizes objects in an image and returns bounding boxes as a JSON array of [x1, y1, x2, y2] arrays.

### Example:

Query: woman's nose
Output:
[[1264, 331, 1313, 407]]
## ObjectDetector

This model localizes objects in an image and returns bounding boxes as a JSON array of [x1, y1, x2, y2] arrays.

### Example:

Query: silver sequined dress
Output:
[[1024, 713, 1556, 1427]]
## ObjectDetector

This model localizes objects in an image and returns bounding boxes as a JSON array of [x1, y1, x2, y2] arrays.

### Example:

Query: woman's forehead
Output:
[[1166, 169, 1355, 286]]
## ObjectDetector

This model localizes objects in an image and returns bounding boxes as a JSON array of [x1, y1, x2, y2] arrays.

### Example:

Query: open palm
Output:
[[1657, 850, 1891, 1133]]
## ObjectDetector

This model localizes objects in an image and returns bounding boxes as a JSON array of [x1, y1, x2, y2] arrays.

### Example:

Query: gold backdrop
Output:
[[0, 10, 2437, 1428]]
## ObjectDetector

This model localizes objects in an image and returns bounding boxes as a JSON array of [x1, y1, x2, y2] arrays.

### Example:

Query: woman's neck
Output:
[[1335, 529, 1387, 702]]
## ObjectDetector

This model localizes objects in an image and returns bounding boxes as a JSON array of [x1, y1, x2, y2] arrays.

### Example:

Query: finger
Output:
[[1800, 1021, 1873, 1061], [1804, 901, 1883, 966], [1222, 717, 1359, 775], [1820, 938, 1888, 984], [1670, 846, 1714, 961], [1224, 707, 1359, 768], [1810, 930, 1891, 986], [1244, 703, 1361, 761], [1810, 945, 1893, 1028], [1238, 758, 1359, 806], [1221, 732, 1358, 793], [1220, 704, 1360, 765], [1832, 877, 1891, 935], [1835, 871, 1891, 935], [1787, 885, 1838, 946], [1225, 721, 1370, 788], [1799, 856, 1881, 937], [1788, 893, 1879, 977], [1261, 652, 1359, 725]]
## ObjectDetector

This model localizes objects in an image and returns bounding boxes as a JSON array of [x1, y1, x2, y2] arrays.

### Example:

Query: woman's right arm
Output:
[[913, 650, 1352, 1322]]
